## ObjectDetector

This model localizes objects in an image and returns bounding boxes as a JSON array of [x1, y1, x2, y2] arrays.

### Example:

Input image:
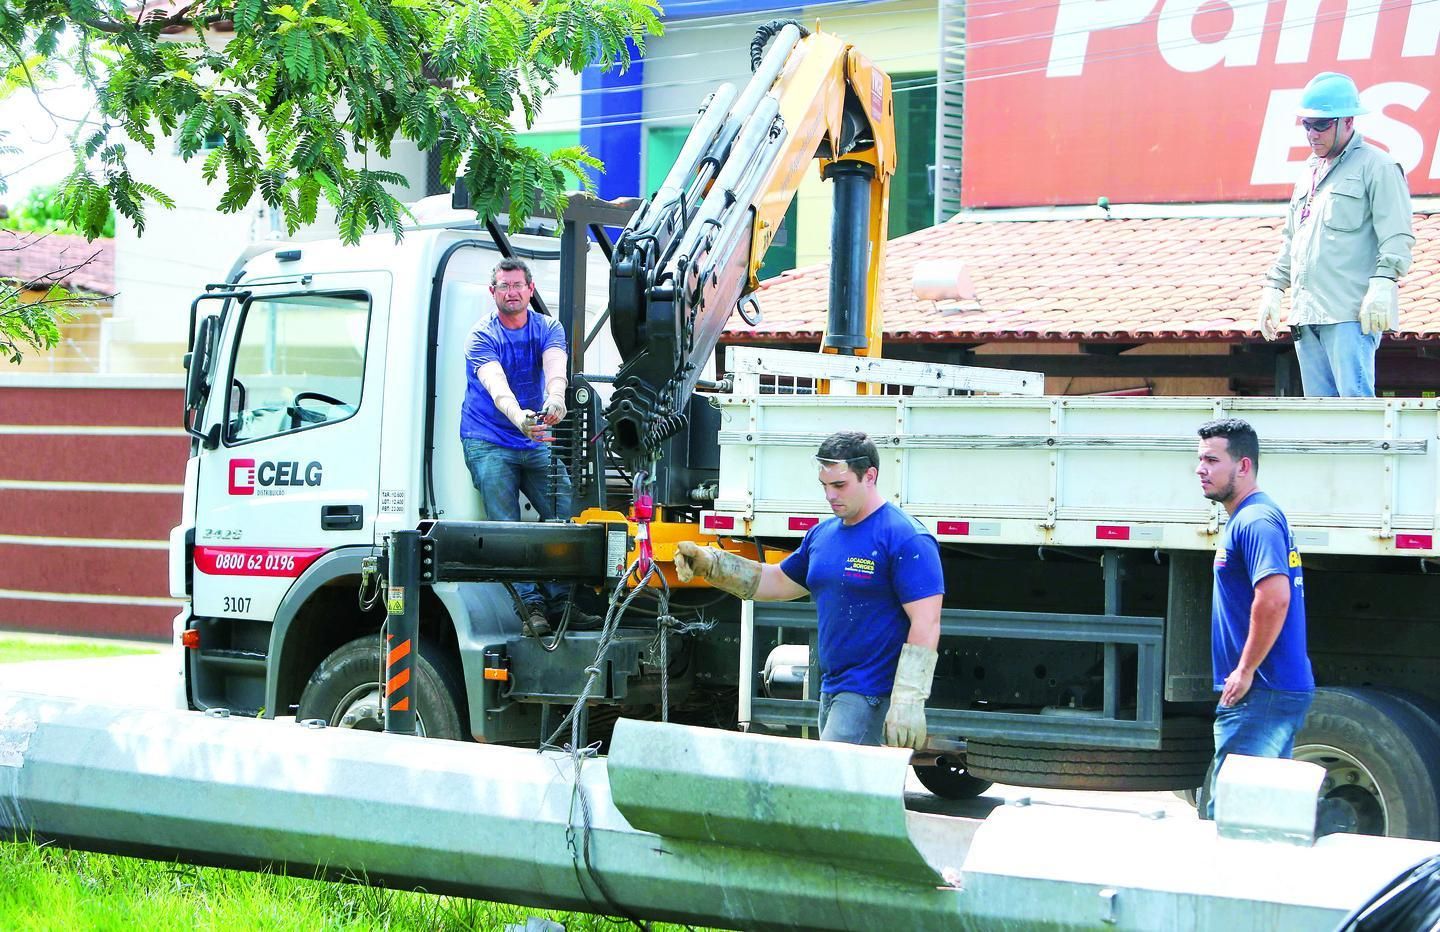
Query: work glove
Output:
[[884, 643, 937, 751], [1255, 287, 1285, 341], [1360, 278, 1399, 335], [674, 540, 761, 599], [541, 391, 566, 425], [493, 396, 544, 440]]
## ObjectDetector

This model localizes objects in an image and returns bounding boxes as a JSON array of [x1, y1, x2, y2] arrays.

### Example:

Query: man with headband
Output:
[[675, 430, 944, 749]]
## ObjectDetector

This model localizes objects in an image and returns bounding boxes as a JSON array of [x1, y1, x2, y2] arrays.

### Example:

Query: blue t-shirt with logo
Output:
[[1212, 490, 1314, 693], [780, 502, 945, 696], [461, 311, 567, 449]]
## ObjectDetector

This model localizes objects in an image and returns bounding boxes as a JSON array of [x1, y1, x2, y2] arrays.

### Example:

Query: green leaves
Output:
[[1, 0, 662, 257]]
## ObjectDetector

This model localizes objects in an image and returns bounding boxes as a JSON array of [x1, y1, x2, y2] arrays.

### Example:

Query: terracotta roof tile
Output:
[[0, 231, 115, 295], [734, 213, 1440, 344]]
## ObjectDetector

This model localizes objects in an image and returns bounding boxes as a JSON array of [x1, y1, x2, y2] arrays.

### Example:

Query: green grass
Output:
[[0, 840, 718, 931], [0, 638, 159, 665]]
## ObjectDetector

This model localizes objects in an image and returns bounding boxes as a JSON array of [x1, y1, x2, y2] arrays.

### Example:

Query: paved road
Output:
[[2, 646, 181, 709], [0, 643, 1198, 822]]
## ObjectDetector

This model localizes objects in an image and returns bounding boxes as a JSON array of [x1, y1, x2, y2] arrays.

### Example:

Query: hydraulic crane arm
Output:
[[605, 20, 896, 470]]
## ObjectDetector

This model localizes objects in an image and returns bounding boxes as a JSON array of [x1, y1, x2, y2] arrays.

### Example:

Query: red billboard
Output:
[[961, 0, 1440, 207]]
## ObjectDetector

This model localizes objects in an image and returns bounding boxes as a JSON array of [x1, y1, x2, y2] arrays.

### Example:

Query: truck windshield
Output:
[[224, 291, 371, 445]]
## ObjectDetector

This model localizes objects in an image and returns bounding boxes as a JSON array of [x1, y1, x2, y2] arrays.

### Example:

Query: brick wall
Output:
[[0, 376, 185, 641]]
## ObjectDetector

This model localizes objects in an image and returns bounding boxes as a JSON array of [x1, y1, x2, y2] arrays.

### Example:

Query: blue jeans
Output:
[[1294, 322, 1381, 397], [462, 437, 575, 612], [818, 692, 890, 746], [1204, 687, 1314, 819]]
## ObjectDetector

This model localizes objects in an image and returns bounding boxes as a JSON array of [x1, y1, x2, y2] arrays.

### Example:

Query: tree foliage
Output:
[[0, 0, 661, 245]]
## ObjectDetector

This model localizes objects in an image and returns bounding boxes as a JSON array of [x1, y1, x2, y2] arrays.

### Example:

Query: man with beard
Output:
[[1195, 418, 1314, 817]]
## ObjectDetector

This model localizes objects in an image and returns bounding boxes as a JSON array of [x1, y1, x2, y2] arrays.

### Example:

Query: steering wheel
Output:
[[288, 391, 347, 430]]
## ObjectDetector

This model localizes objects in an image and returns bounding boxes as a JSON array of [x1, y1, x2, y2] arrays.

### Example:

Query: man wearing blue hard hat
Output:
[[1256, 72, 1414, 396]]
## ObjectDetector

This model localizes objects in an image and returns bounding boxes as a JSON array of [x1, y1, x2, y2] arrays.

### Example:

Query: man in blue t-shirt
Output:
[[1196, 417, 1315, 817], [674, 431, 944, 749], [462, 258, 579, 638]]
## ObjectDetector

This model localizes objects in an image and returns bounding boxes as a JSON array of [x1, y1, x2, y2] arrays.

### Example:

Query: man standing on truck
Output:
[[673, 430, 944, 749], [462, 258, 590, 638], [1196, 418, 1314, 817], [1255, 71, 1414, 397]]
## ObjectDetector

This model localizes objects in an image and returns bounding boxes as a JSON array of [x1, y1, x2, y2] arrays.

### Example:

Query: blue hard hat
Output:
[[1297, 72, 1367, 118]]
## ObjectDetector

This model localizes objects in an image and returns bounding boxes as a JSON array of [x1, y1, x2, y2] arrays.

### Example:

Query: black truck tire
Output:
[[913, 756, 994, 800], [297, 635, 468, 740], [1291, 687, 1440, 839], [965, 717, 1212, 791]]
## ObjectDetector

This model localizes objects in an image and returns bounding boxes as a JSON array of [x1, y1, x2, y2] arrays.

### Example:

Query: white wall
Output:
[[108, 29, 427, 372]]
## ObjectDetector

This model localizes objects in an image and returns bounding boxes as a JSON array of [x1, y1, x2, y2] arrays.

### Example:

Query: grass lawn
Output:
[[0, 841, 716, 931], [0, 638, 160, 665]]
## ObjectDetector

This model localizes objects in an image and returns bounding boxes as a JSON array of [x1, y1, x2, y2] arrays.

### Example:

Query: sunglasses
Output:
[[1301, 118, 1338, 133]]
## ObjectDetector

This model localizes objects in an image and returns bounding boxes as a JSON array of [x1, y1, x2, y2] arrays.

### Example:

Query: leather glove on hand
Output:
[[1256, 287, 1285, 341], [1360, 278, 1399, 335], [674, 541, 761, 599], [883, 643, 938, 750]]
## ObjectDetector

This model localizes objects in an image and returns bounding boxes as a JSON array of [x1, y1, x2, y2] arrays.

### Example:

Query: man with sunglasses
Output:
[[673, 430, 944, 749], [1256, 72, 1414, 397]]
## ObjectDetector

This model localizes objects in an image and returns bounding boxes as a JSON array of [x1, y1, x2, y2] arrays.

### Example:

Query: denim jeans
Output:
[[1294, 322, 1381, 397], [1204, 687, 1314, 819], [462, 437, 574, 612], [818, 691, 890, 746]]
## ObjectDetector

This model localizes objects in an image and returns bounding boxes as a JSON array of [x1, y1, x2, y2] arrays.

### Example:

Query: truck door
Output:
[[191, 278, 388, 625]]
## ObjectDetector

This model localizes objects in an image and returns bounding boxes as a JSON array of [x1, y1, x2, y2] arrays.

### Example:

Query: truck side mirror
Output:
[[185, 315, 216, 410]]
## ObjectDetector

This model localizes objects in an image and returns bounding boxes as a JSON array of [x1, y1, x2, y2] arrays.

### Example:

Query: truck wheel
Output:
[[296, 635, 467, 740], [913, 756, 993, 799], [1292, 687, 1440, 839], [965, 717, 1212, 792]]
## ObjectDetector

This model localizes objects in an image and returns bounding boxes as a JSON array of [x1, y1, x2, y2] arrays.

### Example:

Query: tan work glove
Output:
[[1256, 287, 1285, 341], [884, 643, 937, 750], [541, 390, 566, 425], [1360, 278, 1399, 335], [674, 540, 761, 599], [489, 396, 543, 440]]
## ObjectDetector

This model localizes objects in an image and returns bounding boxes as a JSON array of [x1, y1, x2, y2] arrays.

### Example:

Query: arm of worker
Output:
[[672, 541, 808, 601], [1219, 574, 1290, 707], [540, 346, 567, 425], [476, 360, 544, 439], [1256, 186, 1302, 340], [1370, 160, 1415, 283], [1263, 183, 1301, 294], [883, 534, 945, 749], [1359, 161, 1415, 334]]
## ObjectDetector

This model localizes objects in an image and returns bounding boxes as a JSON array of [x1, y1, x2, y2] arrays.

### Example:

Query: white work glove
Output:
[[1360, 278, 1399, 335], [674, 541, 761, 599], [883, 643, 937, 750], [493, 395, 542, 440], [541, 391, 566, 425], [1256, 287, 1285, 341]]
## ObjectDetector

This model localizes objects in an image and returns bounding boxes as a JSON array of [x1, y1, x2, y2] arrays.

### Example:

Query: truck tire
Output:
[[297, 635, 467, 740], [913, 756, 993, 799], [965, 717, 1212, 791], [1291, 687, 1440, 839]]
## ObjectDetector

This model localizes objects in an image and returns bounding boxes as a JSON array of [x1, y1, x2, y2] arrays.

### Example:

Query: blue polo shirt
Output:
[[1212, 491, 1314, 693], [780, 502, 945, 696], [461, 311, 567, 449]]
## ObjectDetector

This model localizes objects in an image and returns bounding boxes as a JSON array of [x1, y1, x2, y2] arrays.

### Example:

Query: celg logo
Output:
[[229, 459, 256, 495], [228, 459, 322, 495]]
